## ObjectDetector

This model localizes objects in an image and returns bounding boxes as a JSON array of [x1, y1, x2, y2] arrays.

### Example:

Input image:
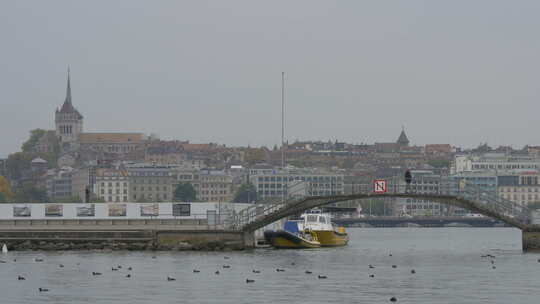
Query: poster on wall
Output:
[[109, 204, 127, 216], [45, 204, 63, 217], [77, 204, 95, 217], [13, 205, 31, 217], [140, 203, 159, 216], [172, 203, 190, 216]]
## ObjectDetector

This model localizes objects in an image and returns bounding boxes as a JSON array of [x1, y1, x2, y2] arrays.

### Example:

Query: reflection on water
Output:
[[1, 228, 539, 304]]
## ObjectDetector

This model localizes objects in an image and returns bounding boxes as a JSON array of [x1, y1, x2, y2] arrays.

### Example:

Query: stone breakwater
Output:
[[0, 229, 249, 251], [1, 239, 245, 251]]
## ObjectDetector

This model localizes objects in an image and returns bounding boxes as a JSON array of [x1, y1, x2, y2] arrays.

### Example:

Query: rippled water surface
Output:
[[1, 228, 540, 304]]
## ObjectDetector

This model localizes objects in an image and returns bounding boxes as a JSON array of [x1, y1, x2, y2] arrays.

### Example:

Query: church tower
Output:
[[396, 127, 410, 147], [55, 68, 83, 150]]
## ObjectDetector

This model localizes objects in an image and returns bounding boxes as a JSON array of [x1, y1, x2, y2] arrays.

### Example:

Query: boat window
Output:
[[307, 215, 318, 222], [319, 216, 326, 223]]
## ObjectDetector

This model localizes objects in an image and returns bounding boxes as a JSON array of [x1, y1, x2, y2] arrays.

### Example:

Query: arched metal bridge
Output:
[[231, 179, 532, 233]]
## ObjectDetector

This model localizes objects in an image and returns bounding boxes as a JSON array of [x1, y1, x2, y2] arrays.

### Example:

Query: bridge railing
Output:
[[230, 177, 533, 230]]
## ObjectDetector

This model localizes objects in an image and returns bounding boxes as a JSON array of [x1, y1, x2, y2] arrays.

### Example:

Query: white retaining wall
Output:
[[0, 202, 251, 220]]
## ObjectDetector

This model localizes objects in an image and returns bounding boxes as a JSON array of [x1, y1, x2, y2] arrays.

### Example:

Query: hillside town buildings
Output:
[[4, 69, 540, 220]]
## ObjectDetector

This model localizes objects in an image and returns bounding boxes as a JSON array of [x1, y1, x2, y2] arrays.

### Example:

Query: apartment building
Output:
[[249, 168, 344, 200], [127, 164, 174, 202], [93, 168, 129, 203], [176, 169, 233, 202], [498, 173, 540, 206]]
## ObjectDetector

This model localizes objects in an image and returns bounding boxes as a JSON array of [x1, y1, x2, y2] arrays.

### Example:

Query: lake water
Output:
[[1, 228, 539, 304]]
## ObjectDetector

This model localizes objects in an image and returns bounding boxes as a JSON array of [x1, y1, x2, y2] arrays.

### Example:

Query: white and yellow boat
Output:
[[264, 209, 348, 249], [264, 221, 321, 249], [299, 210, 348, 247]]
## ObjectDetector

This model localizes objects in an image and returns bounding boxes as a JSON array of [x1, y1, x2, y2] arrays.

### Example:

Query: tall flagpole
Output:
[[281, 72, 285, 203], [281, 72, 285, 170]]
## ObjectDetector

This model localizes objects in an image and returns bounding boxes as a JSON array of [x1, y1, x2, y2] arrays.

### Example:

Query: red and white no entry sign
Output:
[[373, 179, 387, 193]]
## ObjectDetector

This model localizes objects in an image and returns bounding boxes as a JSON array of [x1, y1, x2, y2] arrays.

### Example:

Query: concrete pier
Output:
[[522, 228, 540, 252], [0, 219, 248, 251]]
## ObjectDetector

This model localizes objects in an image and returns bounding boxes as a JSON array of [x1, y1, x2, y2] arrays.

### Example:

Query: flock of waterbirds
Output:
[[1, 250, 529, 302]]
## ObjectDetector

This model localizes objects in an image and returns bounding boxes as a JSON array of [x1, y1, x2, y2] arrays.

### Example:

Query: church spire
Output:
[[65, 66, 72, 105], [57, 67, 83, 119]]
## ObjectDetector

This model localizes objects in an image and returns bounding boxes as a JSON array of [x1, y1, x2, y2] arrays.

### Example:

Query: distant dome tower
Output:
[[396, 127, 410, 147], [55, 68, 83, 150]]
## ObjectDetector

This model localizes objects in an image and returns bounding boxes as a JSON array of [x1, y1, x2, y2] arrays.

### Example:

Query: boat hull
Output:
[[264, 230, 321, 249], [312, 230, 348, 247]]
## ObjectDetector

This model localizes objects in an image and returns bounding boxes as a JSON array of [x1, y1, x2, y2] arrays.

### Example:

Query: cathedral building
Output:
[[53, 70, 147, 164]]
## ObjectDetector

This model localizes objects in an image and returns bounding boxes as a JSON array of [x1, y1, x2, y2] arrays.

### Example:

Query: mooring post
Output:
[[242, 231, 256, 248]]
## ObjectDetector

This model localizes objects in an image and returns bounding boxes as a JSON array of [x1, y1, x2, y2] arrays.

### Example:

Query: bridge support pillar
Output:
[[522, 230, 540, 252], [242, 231, 255, 249]]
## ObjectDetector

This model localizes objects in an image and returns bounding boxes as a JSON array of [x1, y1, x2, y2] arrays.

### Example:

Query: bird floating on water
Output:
[[305, 270, 312, 274], [215, 271, 220, 275], [392, 265, 397, 269], [92, 272, 102, 276], [411, 269, 416, 274], [193, 269, 200, 273], [276, 269, 285, 272], [34, 258, 44, 262], [252, 270, 260, 274], [222, 265, 230, 269], [126, 274, 131, 278], [18, 276, 25, 281], [390, 296, 397, 302], [318, 275, 327, 279], [167, 276, 176, 281], [246, 279, 255, 283], [38, 288, 49, 292]]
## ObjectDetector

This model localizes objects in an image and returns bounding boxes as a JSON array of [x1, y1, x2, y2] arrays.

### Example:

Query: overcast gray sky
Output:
[[1, 0, 540, 157]]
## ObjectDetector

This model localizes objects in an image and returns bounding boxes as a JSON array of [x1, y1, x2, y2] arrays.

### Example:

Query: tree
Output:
[[13, 182, 48, 203], [0, 192, 6, 203], [0, 176, 14, 200], [21, 129, 47, 153], [173, 183, 197, 202], [233, 183, 257, 203], [6, 152, 34, 180]]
